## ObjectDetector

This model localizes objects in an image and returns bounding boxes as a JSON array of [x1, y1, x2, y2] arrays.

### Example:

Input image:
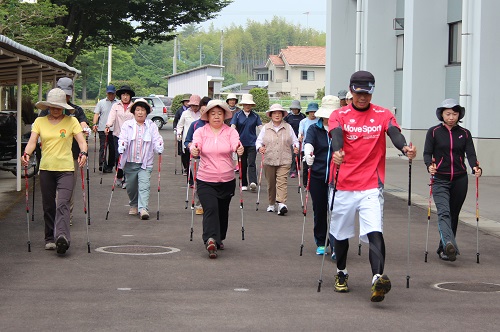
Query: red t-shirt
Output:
[[328, 103, 400, 191]]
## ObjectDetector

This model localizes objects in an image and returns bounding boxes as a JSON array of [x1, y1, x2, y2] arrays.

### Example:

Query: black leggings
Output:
[[335, 231, 385, 275]]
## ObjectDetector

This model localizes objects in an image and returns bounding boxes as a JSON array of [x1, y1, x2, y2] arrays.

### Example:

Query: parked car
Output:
[[131, 96, 169, 129]]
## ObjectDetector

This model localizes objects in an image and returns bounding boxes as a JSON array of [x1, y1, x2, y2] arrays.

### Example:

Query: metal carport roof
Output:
[[0, 35, 80, 190]]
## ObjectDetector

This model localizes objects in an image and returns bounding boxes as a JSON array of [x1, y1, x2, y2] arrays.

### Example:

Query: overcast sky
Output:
[[198, 0, 327, 33]]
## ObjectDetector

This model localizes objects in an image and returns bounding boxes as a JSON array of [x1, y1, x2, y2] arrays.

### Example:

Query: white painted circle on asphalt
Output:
[[95, 245, 180, 256]]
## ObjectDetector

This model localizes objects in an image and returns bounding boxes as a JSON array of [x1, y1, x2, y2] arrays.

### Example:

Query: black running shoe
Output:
[[55, 235, 69, 255]]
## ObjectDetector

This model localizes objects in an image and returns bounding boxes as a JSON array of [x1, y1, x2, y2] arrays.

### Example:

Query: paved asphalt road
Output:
[[1, 124, 499, 331]]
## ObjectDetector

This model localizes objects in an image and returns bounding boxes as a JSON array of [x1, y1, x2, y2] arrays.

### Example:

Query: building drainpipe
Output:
[[355, 0, 363, 71], [459, 0, 470, 125]]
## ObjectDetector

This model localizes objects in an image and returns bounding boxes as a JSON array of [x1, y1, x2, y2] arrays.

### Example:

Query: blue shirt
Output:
[[230, 110, 262, 146], [298, 118, 319, 150], [184, 119, 207, 148]]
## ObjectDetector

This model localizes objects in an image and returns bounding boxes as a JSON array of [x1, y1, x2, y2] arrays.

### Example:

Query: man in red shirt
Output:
[[328, 71, 416, 302]]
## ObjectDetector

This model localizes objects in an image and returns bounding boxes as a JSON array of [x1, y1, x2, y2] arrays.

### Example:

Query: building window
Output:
[[301, 70, 315, 81], [257, 73, 268, 81], [269, 70, 274, 81], [396, 34, 404, 70], [449, 21, 462, 64], [285, 70, 289, 82]]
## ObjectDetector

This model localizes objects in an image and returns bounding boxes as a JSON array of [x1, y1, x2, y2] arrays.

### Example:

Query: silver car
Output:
[[132, 96, 169, 129]]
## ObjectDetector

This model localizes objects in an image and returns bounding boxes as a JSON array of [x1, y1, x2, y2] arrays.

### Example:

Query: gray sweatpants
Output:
[[40, 171, 74, 244]]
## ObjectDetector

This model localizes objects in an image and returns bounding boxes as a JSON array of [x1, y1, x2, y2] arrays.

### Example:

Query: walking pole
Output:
[[406, 143, 413, 289], [476, 161, 480, 264], [24, 166, 31, 252], [86, 156, 91, 225], [238, 151, 245, 240], [156, 154, 162, 220], [105, 154, 121, 220], [424, 174, 434, 262], [318, 164, 340, 292], [296, 153, 304, 210], [174, 133, 178, 175], [255, 150, 264, 211], [93, 131, 97, 173], [100, 134, 108, 185], [189, 157, 198, 241], [185, 153, 192, 209], [300, 167, 311, 256], [31, 158, 36, 222], [80, 166, 91, 253]]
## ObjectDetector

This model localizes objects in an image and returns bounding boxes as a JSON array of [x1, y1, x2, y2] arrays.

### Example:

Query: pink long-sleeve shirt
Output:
[[192, 124, 240, 183], [106, 101, 133, 137]]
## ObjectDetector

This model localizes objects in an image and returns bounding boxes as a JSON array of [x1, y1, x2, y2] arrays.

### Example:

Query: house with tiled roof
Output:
[[266, 46, 326, 100]]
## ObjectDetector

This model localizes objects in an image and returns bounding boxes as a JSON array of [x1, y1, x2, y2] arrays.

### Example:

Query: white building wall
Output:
[[168, 70, 207, 98], [363, 0, 397, 109], [326, 0, 357, 96], [401, 0, 448, 150], [467, 0, 500, 173]]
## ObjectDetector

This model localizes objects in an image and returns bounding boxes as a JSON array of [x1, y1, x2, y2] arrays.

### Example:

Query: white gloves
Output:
[[118, 145, 125, 154], [303, 143, 315, 166], [305, 154, 315, 166]]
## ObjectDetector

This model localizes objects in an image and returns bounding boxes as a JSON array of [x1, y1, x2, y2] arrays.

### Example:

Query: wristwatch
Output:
[[79, 151, 88, 157]]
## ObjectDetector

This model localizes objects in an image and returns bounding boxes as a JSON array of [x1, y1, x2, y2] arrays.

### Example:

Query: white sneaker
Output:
[[277, 203, 288, 216], [249, 182, 257, 192], [241, 186, 248, 191], [45, 242, 56, 250], [266, 205, 275, 212]]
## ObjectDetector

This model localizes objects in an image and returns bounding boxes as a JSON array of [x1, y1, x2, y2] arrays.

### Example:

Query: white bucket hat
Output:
[[266, 103, 287, 117], [226, 93, 238, 103], [315, 95, 340, 119], [35, 88, 74, 110], [239, 94, 255, 105], [201, 100, 233, 121]]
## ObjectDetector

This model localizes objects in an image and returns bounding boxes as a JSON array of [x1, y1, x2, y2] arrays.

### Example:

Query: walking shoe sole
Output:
[[445, 242, 457, 262], [370, 274, 391, 302], [278, 206, 288, 216], [55, 236, 69, 255], [206, 239, 217, 259]]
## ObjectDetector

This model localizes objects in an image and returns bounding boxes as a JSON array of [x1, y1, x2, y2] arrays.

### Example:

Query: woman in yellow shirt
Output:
[[22, 88, 88, 255]]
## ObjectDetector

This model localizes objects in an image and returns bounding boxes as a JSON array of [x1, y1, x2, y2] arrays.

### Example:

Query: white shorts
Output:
[[329, 187, 384, 243]]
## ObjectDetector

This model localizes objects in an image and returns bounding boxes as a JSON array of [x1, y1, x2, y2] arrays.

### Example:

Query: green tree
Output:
[[316, 87, 325, 100], [0, 0, 69, 61], [250, 88, 269, 112]]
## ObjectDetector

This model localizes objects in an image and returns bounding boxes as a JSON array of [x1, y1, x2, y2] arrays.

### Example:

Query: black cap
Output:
[[349, 71, 375, 94]]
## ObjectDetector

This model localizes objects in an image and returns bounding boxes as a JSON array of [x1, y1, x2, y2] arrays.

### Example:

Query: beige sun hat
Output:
[[226, 93, 238, 103], [130, 98, 152, 114], [35, 88, 74, 110], [239, 93, 255, 105], [315, 95, 340, 119], [201, 100, 233, 121], [265, 103, 287, 117], [346, 91, 353, 100]]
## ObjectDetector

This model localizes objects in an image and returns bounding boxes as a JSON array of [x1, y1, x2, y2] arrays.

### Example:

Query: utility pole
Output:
[[173, 37, 177, 74], [220, 30, 224, 76], [303, 12, 310, 45], [107, 39, 112, 85], [199, 42, 203, 67]]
